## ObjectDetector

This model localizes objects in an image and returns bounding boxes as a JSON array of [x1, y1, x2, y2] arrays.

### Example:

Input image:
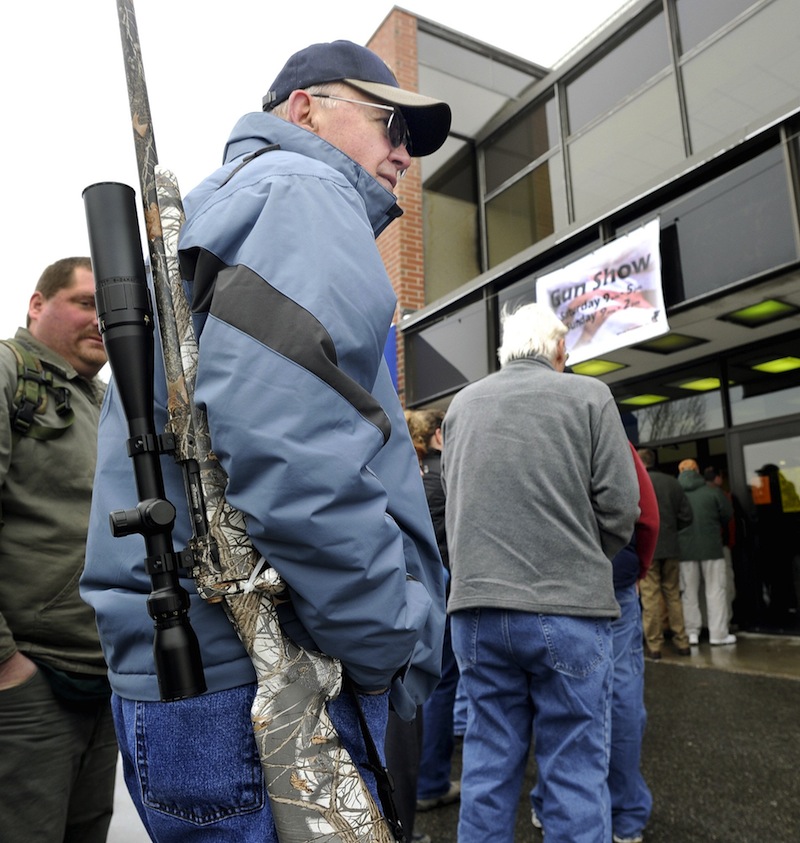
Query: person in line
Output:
[[678, 459, 735, 646], [384, 408, 457, 843], [0, 257, 116, 843], [441, 302, 640, 843], [704, 466, 737, 629], [637, 447, 694, 659], [532, 442, 658, 843], [406, 409, 461, 815], [605, 443, 658, 843], [81, 41, 450, 841]]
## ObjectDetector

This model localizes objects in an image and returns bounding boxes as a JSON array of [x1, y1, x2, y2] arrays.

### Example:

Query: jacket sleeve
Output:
[[0, 347, 17, 661], [628, 442, 659, 577], [179, 167, 443, 695], [676, 487, 693, 530], [422, 468, 448, 569]]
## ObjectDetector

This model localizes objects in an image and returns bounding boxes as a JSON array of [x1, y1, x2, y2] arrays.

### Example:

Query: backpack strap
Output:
[[0, 339, 75, 440]]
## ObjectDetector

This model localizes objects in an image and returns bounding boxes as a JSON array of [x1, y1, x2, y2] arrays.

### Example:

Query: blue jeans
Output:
[[607, 585, 652, 839], [452, 608, 613, 843], [112, 683, 388, 841], [532, 587, 652, 840], [453, 677, 467, 736], [417, 616, 460, 800]]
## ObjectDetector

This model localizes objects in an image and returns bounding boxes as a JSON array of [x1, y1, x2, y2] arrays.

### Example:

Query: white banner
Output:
[[535, 219, 668, 365]]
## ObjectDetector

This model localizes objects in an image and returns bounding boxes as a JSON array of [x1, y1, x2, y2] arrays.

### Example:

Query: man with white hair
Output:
[[441, 302, 640, 843]]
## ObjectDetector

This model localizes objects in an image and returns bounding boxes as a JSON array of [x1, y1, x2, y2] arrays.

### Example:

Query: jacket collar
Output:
[[223, 112, 403, 237], [504, 354, 557, 372]]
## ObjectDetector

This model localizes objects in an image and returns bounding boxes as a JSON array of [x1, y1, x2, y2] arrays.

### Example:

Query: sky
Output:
[[0, 0, 632, 339]]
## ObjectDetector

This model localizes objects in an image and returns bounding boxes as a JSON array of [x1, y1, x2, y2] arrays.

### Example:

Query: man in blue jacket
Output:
[[82, 40, 449, 842]]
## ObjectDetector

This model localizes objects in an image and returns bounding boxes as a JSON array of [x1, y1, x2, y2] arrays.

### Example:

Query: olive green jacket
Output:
[[678, 469, 734, 562], [0, 329, 106, 674]]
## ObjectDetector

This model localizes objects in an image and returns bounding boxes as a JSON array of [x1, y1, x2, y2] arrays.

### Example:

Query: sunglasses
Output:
[[311, 94, 413, 158]]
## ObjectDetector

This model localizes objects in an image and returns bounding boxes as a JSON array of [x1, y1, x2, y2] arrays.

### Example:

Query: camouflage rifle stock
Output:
[[108, 1, 401, 839]]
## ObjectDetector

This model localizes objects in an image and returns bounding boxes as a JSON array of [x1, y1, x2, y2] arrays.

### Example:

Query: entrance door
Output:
[[729, 421, 800, 633]]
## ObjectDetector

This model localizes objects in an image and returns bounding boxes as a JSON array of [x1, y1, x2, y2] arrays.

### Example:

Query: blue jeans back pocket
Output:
[[135, 684, 264, 825], [539, 614, 611, 678]]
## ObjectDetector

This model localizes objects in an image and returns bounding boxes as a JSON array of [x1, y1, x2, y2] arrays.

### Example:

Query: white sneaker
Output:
[[613, 834, 644, 843], [531, 808, 543, 829], [710, 633, 737, 645], [688, 633, 699, 646]]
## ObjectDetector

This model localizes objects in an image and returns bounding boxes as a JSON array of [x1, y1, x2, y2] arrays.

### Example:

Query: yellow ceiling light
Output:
[[751, 356, 800, 374], [634, 333, 707, 354], [571, 359, 627, 376], [619, 394, 669, 406], [720, 299, 799, 327], [677, 377, 722, 391]]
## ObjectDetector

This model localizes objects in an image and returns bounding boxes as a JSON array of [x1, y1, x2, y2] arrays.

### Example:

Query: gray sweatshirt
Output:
[[442, 355, 639, 619]]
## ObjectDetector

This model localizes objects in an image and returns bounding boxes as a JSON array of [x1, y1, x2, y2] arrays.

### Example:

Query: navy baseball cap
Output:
[[262, 40, 451, 157]]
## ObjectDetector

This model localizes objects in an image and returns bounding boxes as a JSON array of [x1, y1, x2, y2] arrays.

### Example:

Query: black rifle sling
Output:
[[218, 144, 281, 188], [345, 675, 408, 843]]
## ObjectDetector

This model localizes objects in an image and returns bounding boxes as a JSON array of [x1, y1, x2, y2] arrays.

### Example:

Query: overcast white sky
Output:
[[0, 0, 632, 339]]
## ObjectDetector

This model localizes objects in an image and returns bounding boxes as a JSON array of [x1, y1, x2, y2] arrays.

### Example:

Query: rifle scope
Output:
[[83, 181, 206, 701]]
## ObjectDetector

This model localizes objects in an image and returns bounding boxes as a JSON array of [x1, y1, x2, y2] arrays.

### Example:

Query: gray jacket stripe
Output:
[[205, 260, 391, 443]]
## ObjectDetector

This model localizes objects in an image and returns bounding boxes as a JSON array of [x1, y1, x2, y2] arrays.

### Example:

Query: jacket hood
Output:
[[221, 112, 403, 237], [679, 470, 707, 491]]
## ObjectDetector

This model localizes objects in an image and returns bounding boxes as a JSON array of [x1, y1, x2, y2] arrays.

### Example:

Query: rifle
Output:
[[82, 1, 401, 840]]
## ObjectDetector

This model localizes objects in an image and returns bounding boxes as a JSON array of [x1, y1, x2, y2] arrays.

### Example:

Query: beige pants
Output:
[[640, 557, 689, 652]]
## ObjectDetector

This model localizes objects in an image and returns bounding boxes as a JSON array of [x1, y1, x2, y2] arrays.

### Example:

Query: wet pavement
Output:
[[108, 632, 800, 842], [414, 633, 800, 843]]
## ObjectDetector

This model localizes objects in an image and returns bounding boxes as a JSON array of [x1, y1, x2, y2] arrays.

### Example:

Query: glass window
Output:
[[497, 274, 537, 317], [675, 0, 756, 53], [742, 437, 800, 531], [660, 145, 796, 301], [613, 361, 726, 444], [496, 234, 604, 315], [729, 333, 800, 426], [404, 300, 489, 405], [566, 11, 670, 134], [682, 0, 800, 154], [740, 431, 800, 627], [569, 76, 684, 222], [484, 98, 559, 194], [485, 155, 567, 269], [423, 144, 480, 302]]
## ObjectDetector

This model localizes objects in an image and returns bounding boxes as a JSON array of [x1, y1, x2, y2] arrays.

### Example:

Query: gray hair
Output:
[[497, 302, 567, 367], [269, 81, 349, 119]]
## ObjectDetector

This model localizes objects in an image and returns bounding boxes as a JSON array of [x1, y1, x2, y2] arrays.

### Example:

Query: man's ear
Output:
[[28, 291, 43, 323], [285, 90, 318, 132], [554, 336, 568, 372]]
